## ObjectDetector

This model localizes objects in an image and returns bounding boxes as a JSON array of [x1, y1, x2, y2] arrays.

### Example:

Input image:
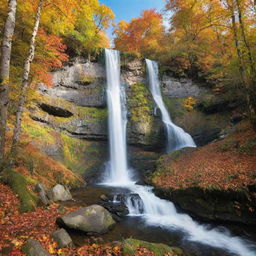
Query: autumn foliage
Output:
[[114, 9, 165, 58], [113, 0, 256, 127], [152, 122, 256, 191]]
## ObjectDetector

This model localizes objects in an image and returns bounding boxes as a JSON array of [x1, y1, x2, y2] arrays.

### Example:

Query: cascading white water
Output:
[[104, 49, 256, 256], [146, 59, 196, 152], [103, 49, 133, 186], [125, 185, 255, 256]]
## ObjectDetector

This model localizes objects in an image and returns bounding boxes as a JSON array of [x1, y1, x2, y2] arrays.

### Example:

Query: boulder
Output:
[[47, 184, 72, 202], [34, 184, 50, 206], [52, 229, 73, 248], [34, 184, 45, 193], [123, 238, 184, 256], [57, 204, 116, 234], [22, 239, 49, 256]]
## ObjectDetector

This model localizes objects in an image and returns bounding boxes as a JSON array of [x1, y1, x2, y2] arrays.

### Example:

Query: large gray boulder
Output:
[[57, 204, 116, 234], [22, 239, 49, 256], [47, 184, 72, 202], [52, 229, 73, 248]]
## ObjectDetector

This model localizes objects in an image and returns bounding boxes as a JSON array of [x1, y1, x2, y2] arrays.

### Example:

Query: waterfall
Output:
[[146, 59, 196, 152], [103, 49, 255, 256], [103, 49, 133, 186]]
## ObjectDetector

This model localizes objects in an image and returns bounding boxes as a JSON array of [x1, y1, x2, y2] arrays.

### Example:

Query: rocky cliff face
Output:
[[30, 57, 164, 148], [162, 76, 207, 98], [27, 55, 229, 179], [27, 57, 164, 179]]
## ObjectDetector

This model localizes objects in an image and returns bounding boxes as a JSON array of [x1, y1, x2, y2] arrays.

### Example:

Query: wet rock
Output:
[[52, 229, 73, 248], [154, 187, 256, 225], [47, 184, 72, 202], [100, 194, 109, 201], [99, 201, 129, 217], [98, 193, 143, 218], [22, 239, 49, 256], [57, 204, 116, 234]]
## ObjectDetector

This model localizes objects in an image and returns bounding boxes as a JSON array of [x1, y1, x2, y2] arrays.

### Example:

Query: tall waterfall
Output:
[[103, 49, 255, 256], [146, 59, 196, 152], [103, 49, 133, 185]]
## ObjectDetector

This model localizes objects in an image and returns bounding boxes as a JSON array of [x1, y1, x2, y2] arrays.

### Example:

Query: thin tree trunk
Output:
[[235, 0, 256, 129], [230, 3, 245, 85], [235, 0, 255, 73], [0, 0, 17, 161], [11, 0, 43, 152]]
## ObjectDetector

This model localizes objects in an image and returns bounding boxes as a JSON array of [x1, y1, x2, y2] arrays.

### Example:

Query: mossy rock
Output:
[[4, 168, 38, 212], [127, 82, 164, 148], [123, 238, 184, 256]]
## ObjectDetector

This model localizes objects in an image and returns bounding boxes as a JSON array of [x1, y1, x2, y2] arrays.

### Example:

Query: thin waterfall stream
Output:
[[102, 49, 256, 256], [146, 59, 196, 152]]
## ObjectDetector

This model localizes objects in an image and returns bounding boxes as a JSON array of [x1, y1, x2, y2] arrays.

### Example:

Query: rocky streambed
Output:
[[57, 185, 256, 256]]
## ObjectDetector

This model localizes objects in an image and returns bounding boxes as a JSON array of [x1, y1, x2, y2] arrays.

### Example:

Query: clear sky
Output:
[[99, 0, 167, 42]]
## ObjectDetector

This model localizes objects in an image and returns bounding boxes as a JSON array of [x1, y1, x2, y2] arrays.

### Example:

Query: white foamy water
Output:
[[146, 59, 196, 152], [103, 49, 256, 256], [102, 49, 133, 186], [125, 184, 256, 256]]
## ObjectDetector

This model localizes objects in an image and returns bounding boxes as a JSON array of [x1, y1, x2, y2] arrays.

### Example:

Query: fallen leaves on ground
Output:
[[0, 184, 171, 256], [153, 122, 256, 191]]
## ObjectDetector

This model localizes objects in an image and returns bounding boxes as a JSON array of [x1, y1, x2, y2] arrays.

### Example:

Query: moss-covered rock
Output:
[[123, 238, 184, 256], [4, 168, 38, 212], [22, 117, 107, 179], [127, 82, 164, 150], [29, 93, 108, 140]]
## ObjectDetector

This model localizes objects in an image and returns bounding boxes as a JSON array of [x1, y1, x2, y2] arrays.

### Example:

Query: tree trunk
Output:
[[228, 0, 246, 92], [235, 0, 255, 73], [235, 0, 256, 129], [0, 0, 17, 160], [11, 0, 43, 152]]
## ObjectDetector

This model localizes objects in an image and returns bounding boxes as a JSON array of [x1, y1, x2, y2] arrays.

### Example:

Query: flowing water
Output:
[[146, 59, 196, 153], [103, 49, 133, 186], [102, 49, 256, 256]]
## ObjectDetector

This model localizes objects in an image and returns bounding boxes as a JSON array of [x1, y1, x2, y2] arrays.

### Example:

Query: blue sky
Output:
[[99, 0, 167, 42]]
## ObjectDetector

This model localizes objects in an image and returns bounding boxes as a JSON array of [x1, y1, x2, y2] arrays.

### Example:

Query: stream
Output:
[[62, 185, 256, 256]]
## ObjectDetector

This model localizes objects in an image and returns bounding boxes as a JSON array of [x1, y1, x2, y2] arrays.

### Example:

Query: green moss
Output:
[[60, 133, 107, 175], [123, 238, 183, 256], [77, 74, 96, 85], [83, 107, 107, 122], [60, 133, 87, 174], [4, 169, 38, 212], [128, 82, 154, 123], [22, 122, 55, 144]]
